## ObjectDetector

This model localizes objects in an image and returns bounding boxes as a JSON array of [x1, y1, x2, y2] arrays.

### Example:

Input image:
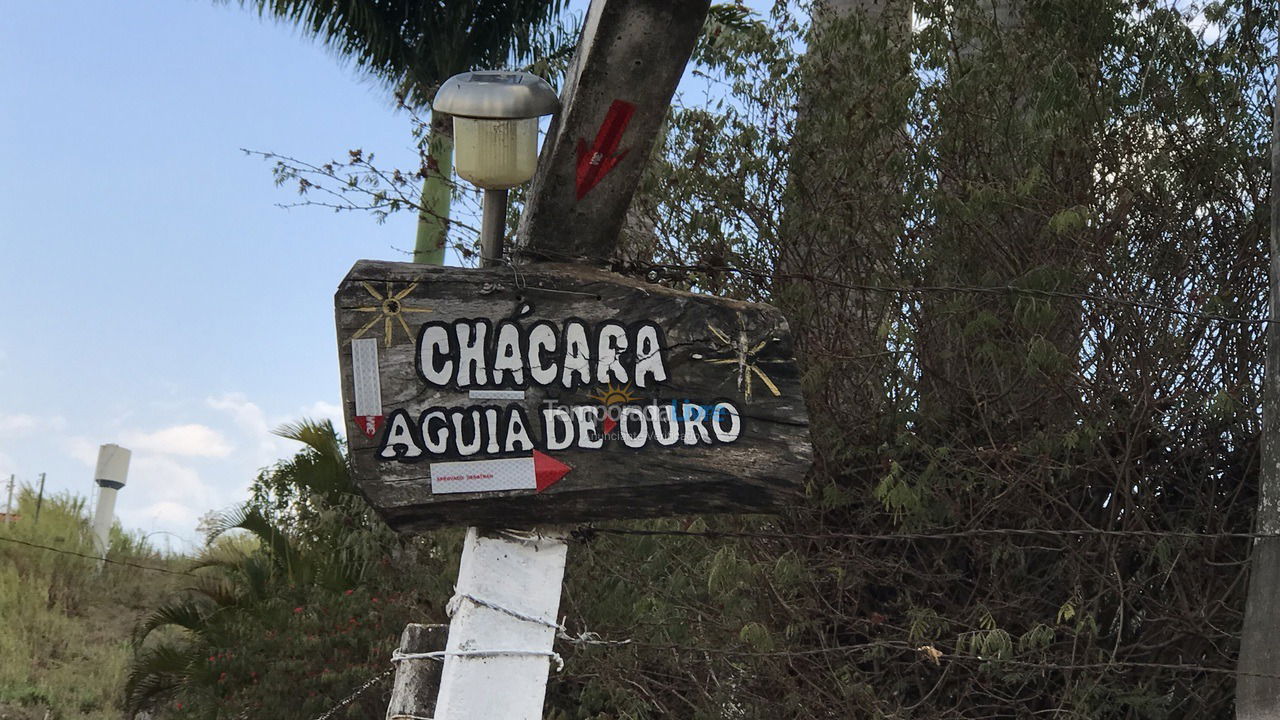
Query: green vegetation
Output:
[[544, 1, 1277, 716], [0, 489, 186, 720], [125, 420, 457, 719]]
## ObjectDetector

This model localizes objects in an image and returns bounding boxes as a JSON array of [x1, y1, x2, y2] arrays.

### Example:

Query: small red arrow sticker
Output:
[[533, 450, 572, 492], [575, 99, 636, 199], [355, 415, 384, 439]]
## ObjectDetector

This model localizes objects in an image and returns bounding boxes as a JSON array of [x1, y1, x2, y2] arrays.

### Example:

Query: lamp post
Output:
[[432, 71, 559, 268], [395, 70, 562, 720]]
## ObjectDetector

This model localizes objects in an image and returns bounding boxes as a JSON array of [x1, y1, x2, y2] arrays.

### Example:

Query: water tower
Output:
[[91, 444, 130, 559]]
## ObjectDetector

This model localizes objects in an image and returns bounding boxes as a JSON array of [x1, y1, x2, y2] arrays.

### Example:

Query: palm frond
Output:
[[132, 598, 214, 647], [186, 574, 245, 609], [124, 641, 201, 713], [212, 504, 313, 585], [271, 418, 352, 499], [227, 0, 570, 108]]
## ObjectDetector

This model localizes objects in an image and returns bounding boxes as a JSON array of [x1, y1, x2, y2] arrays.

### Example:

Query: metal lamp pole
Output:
[[480, 188, 508, 268]]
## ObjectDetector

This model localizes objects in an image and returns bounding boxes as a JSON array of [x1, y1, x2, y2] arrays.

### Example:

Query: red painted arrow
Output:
[[575, 99, 636, 199], [533, 450, 572, 492]]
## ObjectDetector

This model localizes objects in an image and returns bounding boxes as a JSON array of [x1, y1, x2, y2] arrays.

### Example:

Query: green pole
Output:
[[412, 113, 454, 267]]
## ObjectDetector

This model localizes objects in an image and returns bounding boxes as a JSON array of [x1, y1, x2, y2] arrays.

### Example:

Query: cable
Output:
[[393, 648, 565, 671], [307, 667, 395, 720], [516, 249, 1271, 327], [0, 534, 197, 577], [573, 525, 1275, 543], [588, 637, 1280, 681]]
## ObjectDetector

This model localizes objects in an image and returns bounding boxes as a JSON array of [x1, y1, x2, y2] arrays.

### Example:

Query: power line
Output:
[[596, 637, 1280, 680], [675, 264, 1267, 326], [573, 525, 1271, 543], [510, 252, 1271, 327], [0, 534, 197, 577]]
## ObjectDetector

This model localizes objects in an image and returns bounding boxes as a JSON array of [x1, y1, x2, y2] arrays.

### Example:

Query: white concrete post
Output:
[[432, 528, 568, 720], [90, 444, 130, 559]]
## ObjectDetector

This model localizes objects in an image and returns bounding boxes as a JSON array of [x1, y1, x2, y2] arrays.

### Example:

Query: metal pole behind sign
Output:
[[480, 189, 508, 268]]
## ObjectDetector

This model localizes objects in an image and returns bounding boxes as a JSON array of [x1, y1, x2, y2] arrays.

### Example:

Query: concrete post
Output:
[[432, 528, 568, 720]]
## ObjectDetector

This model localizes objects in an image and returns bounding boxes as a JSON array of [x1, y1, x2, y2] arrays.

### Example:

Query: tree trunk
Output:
[[916, 0, 1101, 443], [413, 110, 454, 265], [1235, 58, 1280, 719], [776, 0, 912, 481]]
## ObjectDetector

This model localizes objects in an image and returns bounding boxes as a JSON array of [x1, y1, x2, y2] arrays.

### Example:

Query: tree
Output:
[[229, 0, 572, 264], [1234, 22, 1280, 715], [126, 420, 451, 718], [546, 1, 1275, 716], [777, 0, 912, 521]]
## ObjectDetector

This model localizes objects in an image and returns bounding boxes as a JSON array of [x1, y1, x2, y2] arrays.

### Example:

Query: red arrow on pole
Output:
[[575, 99, 636, 199]]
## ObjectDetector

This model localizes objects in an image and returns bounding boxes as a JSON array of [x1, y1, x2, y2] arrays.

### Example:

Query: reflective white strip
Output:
[[468, 389, 527, 401], [431, 457, 536, 494], [351, 338, 383, 417]]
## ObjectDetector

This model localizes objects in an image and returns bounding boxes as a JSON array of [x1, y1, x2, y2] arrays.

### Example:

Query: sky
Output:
[[0, 1, 483, 549]]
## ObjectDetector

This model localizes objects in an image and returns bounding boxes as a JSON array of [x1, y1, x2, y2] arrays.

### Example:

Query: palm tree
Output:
[[228, 0, 573, 264], [125, 419, 388, 713]]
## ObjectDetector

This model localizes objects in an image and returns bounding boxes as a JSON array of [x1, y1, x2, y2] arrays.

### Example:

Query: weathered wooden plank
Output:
[[516, 0, 712, 263], [385, 623, 447, 720], [335, 260, 810, 531]]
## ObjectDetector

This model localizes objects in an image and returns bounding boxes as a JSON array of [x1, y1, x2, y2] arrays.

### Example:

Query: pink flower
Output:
[[293, 606, 304, 613]]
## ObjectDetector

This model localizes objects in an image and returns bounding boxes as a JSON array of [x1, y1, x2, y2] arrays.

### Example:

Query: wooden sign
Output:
[[335, 260, 810, 532]]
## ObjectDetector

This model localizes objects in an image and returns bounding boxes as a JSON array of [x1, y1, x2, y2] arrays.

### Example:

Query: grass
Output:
[[0, 488, 190, 720]]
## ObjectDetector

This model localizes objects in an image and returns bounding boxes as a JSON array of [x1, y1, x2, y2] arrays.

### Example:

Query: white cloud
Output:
[[301, 400, 346, 438], [0, 450, 14, 483], [128, 455, 208, 503], [207, 392, 289, 468], [65, 436, 102, 467], [0, 413, 66, 434], [208, 392, 270, 436], [120, 500, 202, 546], [121, 424, 233, 458], [111, 455, 243, 544]]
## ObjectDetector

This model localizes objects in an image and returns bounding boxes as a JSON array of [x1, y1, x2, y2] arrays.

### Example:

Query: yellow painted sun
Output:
[[699, 315, 782, 401], [349, 281, 433, 347], [587, 382, 638, 406]]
